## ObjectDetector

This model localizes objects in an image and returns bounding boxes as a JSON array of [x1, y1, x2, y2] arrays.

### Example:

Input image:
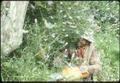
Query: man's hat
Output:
[[81, 30, 94, 43]]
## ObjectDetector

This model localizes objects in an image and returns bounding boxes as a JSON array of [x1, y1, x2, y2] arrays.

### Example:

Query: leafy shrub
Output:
[[1, 1, 119, 81]]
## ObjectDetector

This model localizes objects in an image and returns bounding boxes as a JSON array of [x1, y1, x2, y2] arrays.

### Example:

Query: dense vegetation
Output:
[[1, 1, 119, 81]]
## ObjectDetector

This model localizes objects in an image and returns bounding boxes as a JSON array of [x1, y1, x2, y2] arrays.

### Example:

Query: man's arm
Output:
[[87, 49, 101, 74]]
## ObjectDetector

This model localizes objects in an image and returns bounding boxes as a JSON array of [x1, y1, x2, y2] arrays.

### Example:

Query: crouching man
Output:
[[64, 31, 101, 81]]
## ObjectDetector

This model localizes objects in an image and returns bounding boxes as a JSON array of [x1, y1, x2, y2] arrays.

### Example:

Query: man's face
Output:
[[78, 38, 87, 47]]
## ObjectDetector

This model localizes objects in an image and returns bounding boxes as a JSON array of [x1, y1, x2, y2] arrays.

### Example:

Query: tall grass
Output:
[[1, 1, 119, 81]]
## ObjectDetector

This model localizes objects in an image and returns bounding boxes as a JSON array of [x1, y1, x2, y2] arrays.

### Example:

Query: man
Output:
[[64, 31, 101, 81]]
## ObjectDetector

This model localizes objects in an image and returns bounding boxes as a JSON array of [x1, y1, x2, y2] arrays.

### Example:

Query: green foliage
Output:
[[1, 1, 119, 81]]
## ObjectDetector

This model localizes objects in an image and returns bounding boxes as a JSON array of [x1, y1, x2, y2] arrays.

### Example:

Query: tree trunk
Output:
[[1, 1, 29, 56]]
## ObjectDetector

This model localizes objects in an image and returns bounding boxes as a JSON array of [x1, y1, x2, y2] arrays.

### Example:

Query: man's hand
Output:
[[79, 66, 90, 78]]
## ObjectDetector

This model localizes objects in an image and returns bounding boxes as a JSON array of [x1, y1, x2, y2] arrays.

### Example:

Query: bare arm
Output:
[[88, 49, 101, 74]]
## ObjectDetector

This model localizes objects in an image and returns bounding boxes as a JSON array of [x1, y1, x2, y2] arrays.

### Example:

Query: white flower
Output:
[[68, 7, 71, 10], [51, 33, 56, 38], [47, 1, 53, 5], [100, 39, 103, 43], [50, 16, 54, 19], [34, 34, 37, 36], [106, 7, 110, 10], [63, 15, 67, 18], [76, 16, 80, 19], [70, 25, 77, 28], [62, 29, 65, 31], [76, 31, 79, 34], [60, 10, 63, 13], [66, 21, 72, 25], [44, 19, 55, 29], [102, 16, 107, 21], [60, 2, 63, 4], [64, 42, 68, 46], [63, 22, 66, 25], [22, 29, 29, 34], [109, 40, 112, 43], [74, 1, 79, 6], [68, 15, 73, 19], [44, 38, 47, 41], [59, 41, 64, 44], [34, 18, 37, 24], [65, 34, 68, 37], [48, 46, 51, 49]]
